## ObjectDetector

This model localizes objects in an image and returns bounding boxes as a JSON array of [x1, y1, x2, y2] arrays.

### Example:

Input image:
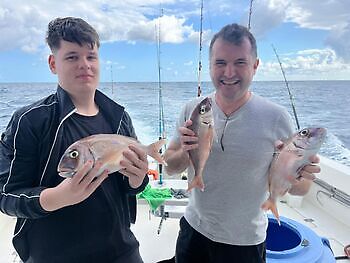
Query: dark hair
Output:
[[209, 23, 257, 59], [46, 17, 100, 52]]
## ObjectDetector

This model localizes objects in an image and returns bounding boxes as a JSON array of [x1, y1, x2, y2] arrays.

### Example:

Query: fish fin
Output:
[[261, 198, 280, 225], [146, 139, 167, 165], [187, 175, 205, 192]]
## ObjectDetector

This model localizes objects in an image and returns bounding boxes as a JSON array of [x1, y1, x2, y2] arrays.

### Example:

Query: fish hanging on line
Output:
[[261, 127, 327, 225], [57, 134, 166, 178], [187, 97, 214, 192]]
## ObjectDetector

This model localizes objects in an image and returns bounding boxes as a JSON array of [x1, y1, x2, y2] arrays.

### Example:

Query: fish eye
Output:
[[299, 129, 310, 137], [200, 105, 206, 114], [69, 150, 79, 159]]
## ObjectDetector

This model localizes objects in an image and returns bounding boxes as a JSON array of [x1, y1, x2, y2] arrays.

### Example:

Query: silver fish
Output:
[[262, 127, 327, 224], [187, 97, 214, 191], [58, 134, 166, 178]]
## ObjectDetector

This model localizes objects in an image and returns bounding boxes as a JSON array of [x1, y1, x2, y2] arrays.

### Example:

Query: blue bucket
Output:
[[266, 215, 335, 263]]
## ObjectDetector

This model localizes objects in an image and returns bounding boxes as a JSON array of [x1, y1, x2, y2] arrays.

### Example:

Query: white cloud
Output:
[[249, 0, 350, 62], [325, 21, 350, 62], [0, 0, 199, 52], [257, 48, 350, 80], [154, 15, 195, 43], [248, 0, 289, 38]]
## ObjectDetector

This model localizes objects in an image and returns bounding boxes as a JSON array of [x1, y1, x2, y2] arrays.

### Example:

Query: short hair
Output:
[[209, 23, 257, 59], [46, 17, 100, 52]]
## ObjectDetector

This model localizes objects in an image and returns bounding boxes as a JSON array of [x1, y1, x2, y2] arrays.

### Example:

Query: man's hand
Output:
[[163, 120, 197, 175], [119, 145, 148, 188], [289, 155, 321, 195], [297, 155, 320, 181], [40, 160, 109, 211], [179, 119, 198, 152]]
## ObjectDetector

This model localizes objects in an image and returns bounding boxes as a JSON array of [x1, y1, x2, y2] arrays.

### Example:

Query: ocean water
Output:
[[1, 81, 349, 167]]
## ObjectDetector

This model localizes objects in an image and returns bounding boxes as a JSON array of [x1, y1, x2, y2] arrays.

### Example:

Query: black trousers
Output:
[[175, 217, 266, 263]]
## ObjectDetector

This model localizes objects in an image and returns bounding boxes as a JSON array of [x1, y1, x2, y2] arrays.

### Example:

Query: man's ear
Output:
[[254, 58, 259, 71], [48, 54, 57, 74]]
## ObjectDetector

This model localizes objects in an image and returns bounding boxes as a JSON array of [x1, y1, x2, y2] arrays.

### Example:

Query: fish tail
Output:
[[187, 175, 205, 192], [147, 139, 167, 165], [261, 198, 281, 225]]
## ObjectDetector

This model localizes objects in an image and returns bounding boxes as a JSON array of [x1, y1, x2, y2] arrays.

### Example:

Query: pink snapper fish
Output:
[[58, 134, 166, 178], [187, 97, 214, 191], [262, 127, 327, 224]]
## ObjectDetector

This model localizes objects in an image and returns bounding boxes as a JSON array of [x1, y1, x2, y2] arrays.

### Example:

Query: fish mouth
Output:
[[58, 170, 77, 178], [202, 119, 213, 126], [293, 141, 306, 150]]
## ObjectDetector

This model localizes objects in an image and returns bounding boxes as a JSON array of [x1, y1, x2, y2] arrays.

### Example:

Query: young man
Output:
[[0, 17, 148, 263], [164, 23, 320, 263]]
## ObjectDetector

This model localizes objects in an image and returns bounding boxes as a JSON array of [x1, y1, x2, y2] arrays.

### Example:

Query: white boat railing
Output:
[[314, 178, 350, 208]]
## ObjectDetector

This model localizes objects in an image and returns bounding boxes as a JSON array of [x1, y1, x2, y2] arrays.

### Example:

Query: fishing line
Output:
[[247, 0, 300, 130], [271, 44, 301, 130]]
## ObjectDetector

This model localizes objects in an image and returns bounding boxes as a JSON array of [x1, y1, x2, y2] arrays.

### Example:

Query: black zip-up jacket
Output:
[[0, 86, 148, 262]]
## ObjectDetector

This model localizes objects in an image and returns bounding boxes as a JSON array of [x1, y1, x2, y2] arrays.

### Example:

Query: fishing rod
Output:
[[248, 0, 254, 31], [246, 0, 300, 130], [197, 0, 204, 97], [272, 44, 301, 130], [156, 7, 166, 185]]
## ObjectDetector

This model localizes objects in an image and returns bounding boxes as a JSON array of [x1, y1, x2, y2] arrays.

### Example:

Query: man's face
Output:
[[48, 40, 99, 99], [210, 37, 259, 102]]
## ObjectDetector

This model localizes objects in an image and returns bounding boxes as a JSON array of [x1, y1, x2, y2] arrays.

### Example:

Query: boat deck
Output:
[[1, 180, 349, 263], [133, 196, 350, 262]]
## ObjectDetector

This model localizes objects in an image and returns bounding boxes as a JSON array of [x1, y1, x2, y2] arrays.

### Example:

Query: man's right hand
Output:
[[163, 120, 198, 175], [40, 161, 109, 212], [179, 119, 198, 151]]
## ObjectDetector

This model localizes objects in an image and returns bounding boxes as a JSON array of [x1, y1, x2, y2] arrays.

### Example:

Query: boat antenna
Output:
[[156, 7, 166, 185], [197, 0, 204, 97], [248, 0, 254, 31], [272, 44, 301, 130]]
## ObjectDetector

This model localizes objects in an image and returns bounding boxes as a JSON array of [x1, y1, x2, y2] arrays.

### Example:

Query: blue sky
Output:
[[0, 0, 349, 83]]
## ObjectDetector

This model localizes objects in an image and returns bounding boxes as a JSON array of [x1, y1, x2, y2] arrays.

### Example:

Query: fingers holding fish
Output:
[[119, 145, 148, 188], [308, 154, 320, 164], [296, 155, 320, 181], [120, 145, 148, 171], [85, 169, 109, 193], [78, 161, 109, 186], [179, 120, 199, 151], [180, 134, 198, 151], [48, 161, 109, 210], [70, 160, 94, 185], [297, 168, 317, 181]]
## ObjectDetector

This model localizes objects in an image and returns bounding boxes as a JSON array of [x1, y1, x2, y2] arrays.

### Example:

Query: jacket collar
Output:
[[56, 85, 125, 131]]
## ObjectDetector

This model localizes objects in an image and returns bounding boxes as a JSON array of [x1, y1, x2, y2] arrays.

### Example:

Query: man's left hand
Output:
[[119, 145, 148, 188]]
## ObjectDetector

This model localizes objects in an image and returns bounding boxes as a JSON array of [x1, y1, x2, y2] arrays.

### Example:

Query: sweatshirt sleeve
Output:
[[0, 111, 50, 218]]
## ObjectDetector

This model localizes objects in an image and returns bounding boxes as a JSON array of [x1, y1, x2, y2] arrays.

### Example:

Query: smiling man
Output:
[[0, 17, 148, 263], [164, 23, 320, 263]]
